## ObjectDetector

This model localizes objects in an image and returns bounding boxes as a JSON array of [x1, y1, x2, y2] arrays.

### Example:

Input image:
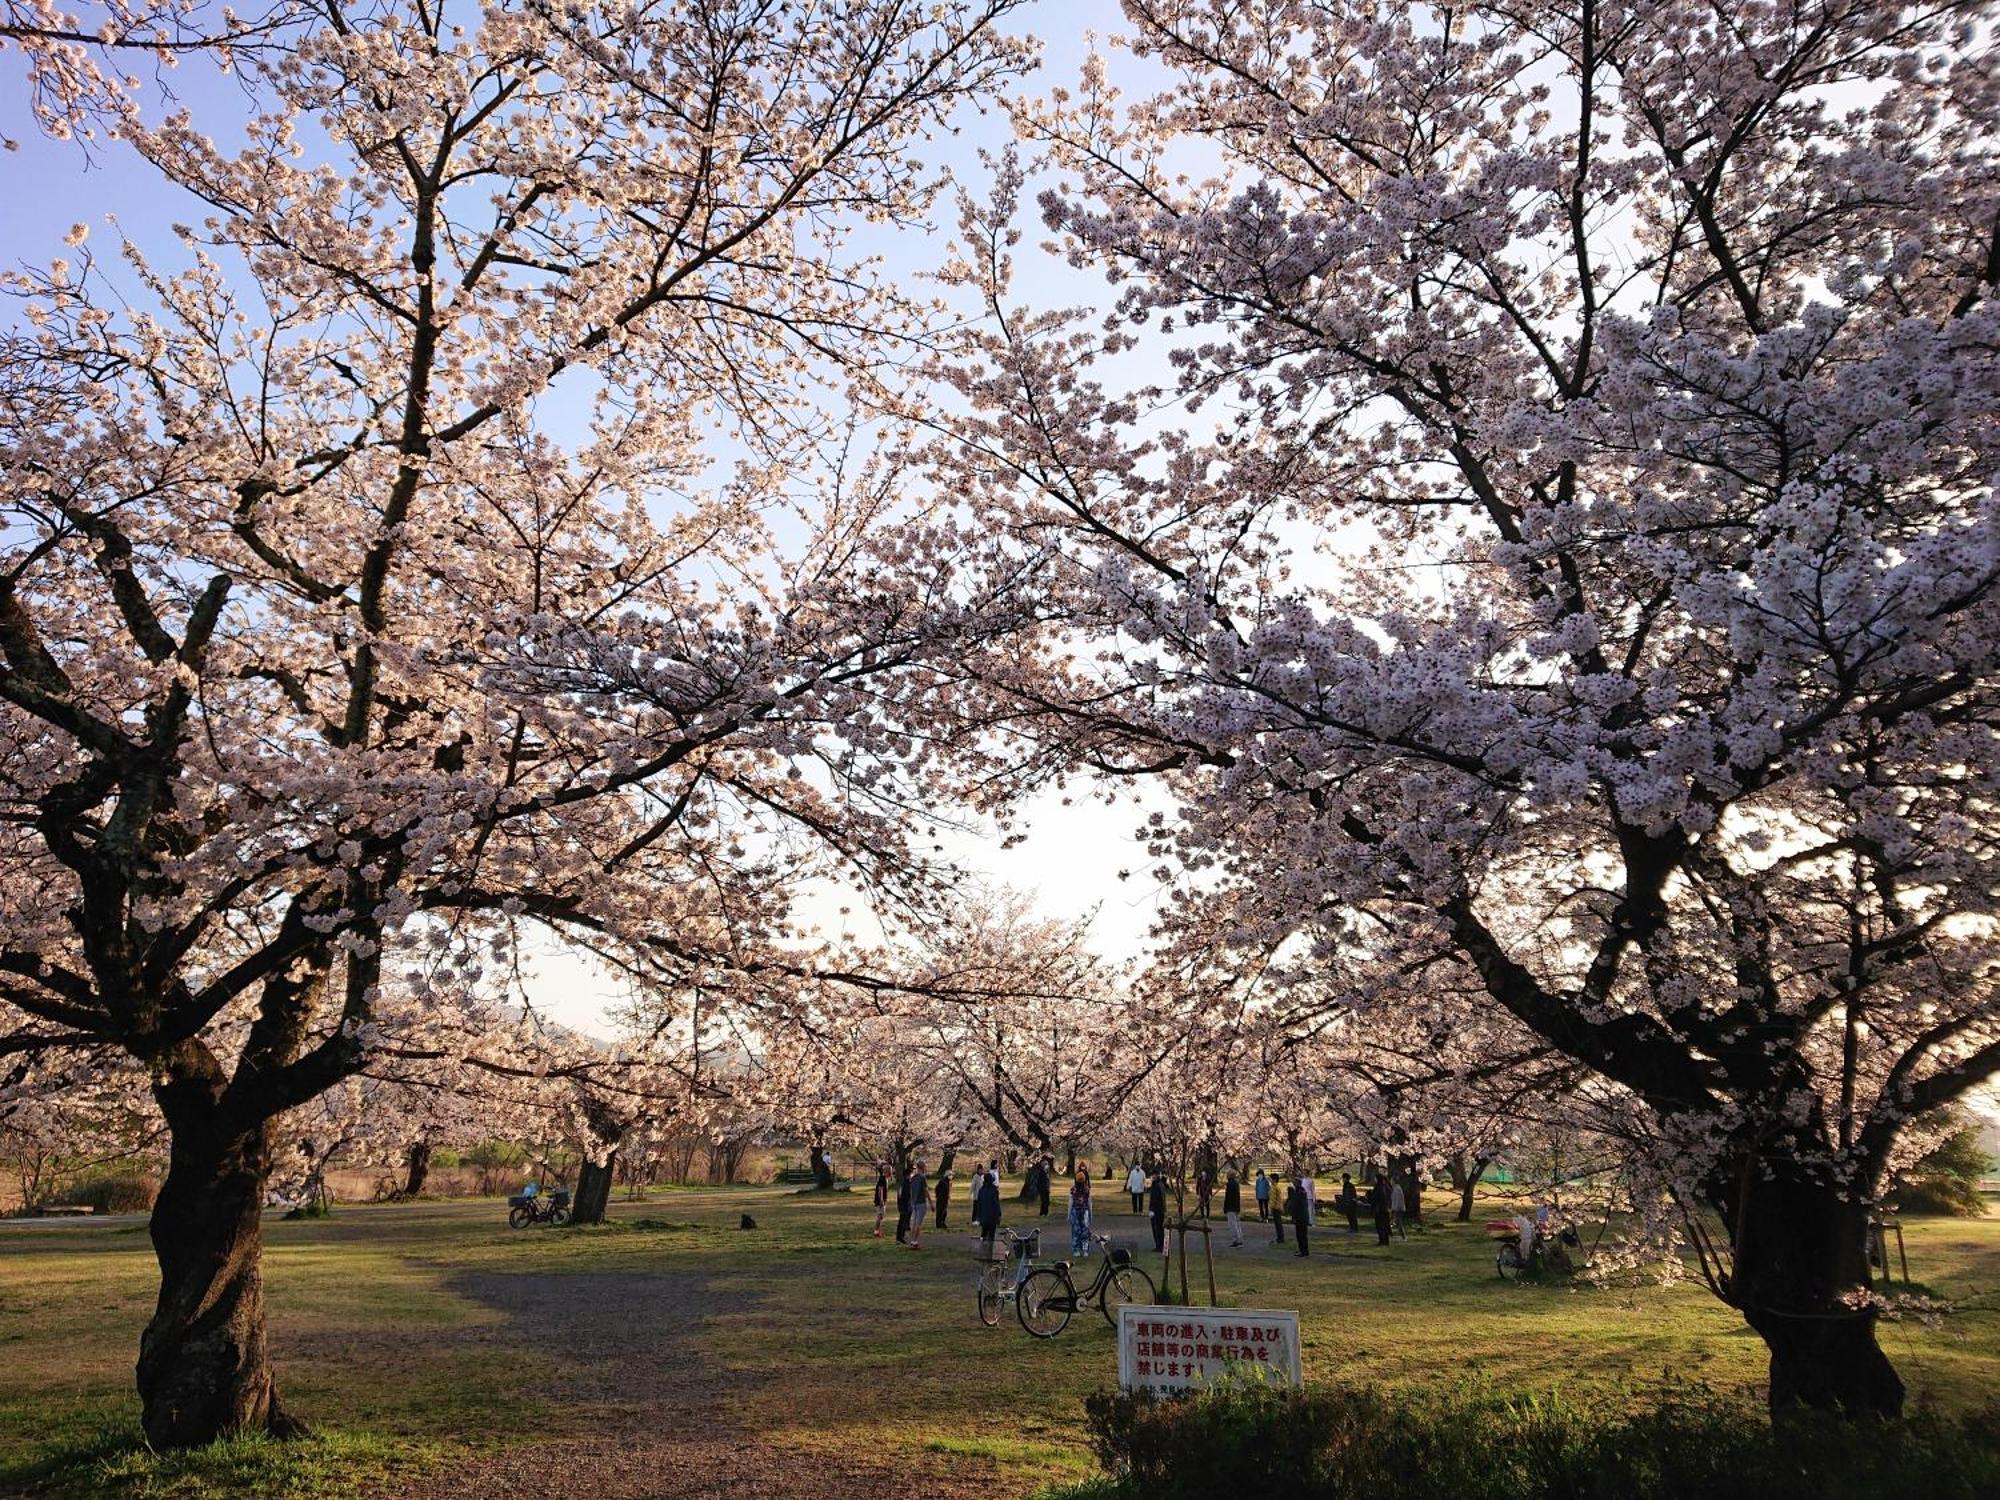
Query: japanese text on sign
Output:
[[1116, 1305, 1302, 1395]]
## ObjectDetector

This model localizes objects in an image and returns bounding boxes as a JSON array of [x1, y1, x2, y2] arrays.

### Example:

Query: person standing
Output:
[[895, 1164, 912, 1244], [1288, 1175, 1311, 1257], [871, 1164, 890, 1238], [1369, 1172, 1392, 1246], [1223, 1170, 1244, 1248], [1253, 1168, 1271, 1222], [1339, 1173, 1360, 1234], [1037, 1157, 1054, 1217], [1272, 1172, 1287, 1245], [1389, 1176, 1407, 1240], [1126, 1162, 1146, 1214], [1068, 1168, 1094, 1256], [907, 1160, 929, 1249], [1302, 1170, 1318, 1224], [935, 1163, 954, 1231], [1146, 1169, 1167, 1253], [973, 1166, 1003, 1259], [1195, 1166, 1213, 1220]]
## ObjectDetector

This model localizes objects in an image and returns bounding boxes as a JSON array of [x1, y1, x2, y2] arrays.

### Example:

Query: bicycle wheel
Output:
[[1496, 1241, 1524, 1279], [1017, 1267, 1073, 1338], [976, 1266, 1002, 1327], [1098, 1264, 1155, 1327], [508, 1205, 532, 1229], [547, 1206, 569, 1226]]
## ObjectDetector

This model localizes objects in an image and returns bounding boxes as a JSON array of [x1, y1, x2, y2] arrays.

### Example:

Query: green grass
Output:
[[2, 1189, 1996, 1497]]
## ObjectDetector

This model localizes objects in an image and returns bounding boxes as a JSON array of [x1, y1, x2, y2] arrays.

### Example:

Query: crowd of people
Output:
[[865, 1156, 1425, 1261]]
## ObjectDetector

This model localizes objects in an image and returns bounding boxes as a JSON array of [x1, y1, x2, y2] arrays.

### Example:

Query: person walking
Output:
[[1223, 1170, 1244, 1247], [1068, 1168, 1094, 1256], [1147, 1169, 1168, 1253], [1389, 1176, 1407, 1240], [871, 1164, 890, 1238], [973, 1165, 1003, 1259], [1369, 1172, 1392, 1246], [907, 1160, 929, 1249], [1126, 1162, 1146, 1215], [1288, 1175, 1311, 1257], [1339, 1173, 1360, 1234], [1253, 1168, 1271, 1222], [935, 1163, 954, 1231]]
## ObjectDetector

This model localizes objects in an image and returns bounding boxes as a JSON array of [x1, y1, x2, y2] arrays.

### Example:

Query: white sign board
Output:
[[1117, 1305, 1302, 1395]]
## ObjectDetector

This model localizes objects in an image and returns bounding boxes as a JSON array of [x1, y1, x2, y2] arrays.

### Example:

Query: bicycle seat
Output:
[[1053, 1259, 1072, 1271]]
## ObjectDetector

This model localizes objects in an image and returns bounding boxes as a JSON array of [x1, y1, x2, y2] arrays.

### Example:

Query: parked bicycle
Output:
[[508, 1188, 571, 1228], [1017, 1233, 1156, 1337], [1489, 1216, 1578, 1278], [975, 1226, 1040, 1327]]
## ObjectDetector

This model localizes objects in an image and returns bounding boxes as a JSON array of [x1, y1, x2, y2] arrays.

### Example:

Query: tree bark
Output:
[[400, 1140, 432, 1199], [572, 1157, 614, 1224], [137, 1116, 296, 1448], [1456, 1157, 1490, 1222], [1721, 1161, 1905, 1417], [808, 1142, 836, 1190]]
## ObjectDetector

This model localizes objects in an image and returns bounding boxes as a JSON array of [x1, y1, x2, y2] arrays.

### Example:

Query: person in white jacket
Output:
[[1125, 1163, 1146, 1214]]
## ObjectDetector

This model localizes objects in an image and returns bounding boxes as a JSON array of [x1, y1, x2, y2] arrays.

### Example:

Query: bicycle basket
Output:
[[1109, 1246, 1132, 1267], [550, 1190, 572, 1208], [1014, 1229, 1040, 1259]]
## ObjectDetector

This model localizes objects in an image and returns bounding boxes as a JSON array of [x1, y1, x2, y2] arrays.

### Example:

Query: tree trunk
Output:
[[1722, 1162, 1905, 1417], [138, 1116, 295, 1448], [1457, 1157, 1490, 1222], [808, 1142, 835, 1190], [572, 1157, 614, 1224], [400, 1140, 432, 1199]]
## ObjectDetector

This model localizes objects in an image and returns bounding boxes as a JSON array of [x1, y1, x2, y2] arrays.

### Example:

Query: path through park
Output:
[[357, 1263, 995, 1500]]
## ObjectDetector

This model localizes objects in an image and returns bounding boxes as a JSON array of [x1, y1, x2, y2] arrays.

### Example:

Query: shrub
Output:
[[1054, 1380, 2000, 1500], [52, 1168, 157, 1214], [1893, 1115, 1991, 1217]]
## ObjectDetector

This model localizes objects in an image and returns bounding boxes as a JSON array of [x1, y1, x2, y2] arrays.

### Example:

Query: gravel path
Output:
[[386, 1266, 1001, 1500]]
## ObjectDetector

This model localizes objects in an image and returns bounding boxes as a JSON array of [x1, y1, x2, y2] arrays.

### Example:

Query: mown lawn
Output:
[[2, 1186, 1995, 1498]]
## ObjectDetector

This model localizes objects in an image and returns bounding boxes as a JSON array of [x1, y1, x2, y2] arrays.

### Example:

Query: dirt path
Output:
[[388, 1266, 1005, 1500]]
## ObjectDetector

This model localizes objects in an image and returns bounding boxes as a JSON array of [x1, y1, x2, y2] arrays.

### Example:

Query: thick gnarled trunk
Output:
[[1723, 1163, 1904, 1418], [137, 1117, 293, 1448]]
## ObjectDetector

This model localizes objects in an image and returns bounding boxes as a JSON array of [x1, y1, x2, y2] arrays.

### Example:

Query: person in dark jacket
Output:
[[1288, 1175, 1311, 1257], [895, 1165, 912, 1244], [972, 1168, 1003, 1257], [1222, 1170, 1244, 1247], [1272, 1173, 1287, 1244], [907, 1160, 930, 1249], [872, 1164, 890, 1238], [934, 1164, 954, 1231], [1148, 1170, 1168, 1253], [1369, 1172, 1392, 1245], [1037, 1158, 1054, 1217], [1339, 1172, 1360, 1234]]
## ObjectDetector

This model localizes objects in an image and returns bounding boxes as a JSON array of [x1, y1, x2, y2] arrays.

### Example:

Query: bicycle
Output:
[[507, 1189, 571, 1228], [975, 1227, 1039, 1327], [1017, 1233, 1156, 1337], [1489, 1218, 1576, 1278]]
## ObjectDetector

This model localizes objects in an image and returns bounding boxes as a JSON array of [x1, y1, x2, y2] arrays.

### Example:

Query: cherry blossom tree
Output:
[[936, 0, 2000, 1415], [884, 890, 1147, 1167], [0, 0, 1029, 1446]]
